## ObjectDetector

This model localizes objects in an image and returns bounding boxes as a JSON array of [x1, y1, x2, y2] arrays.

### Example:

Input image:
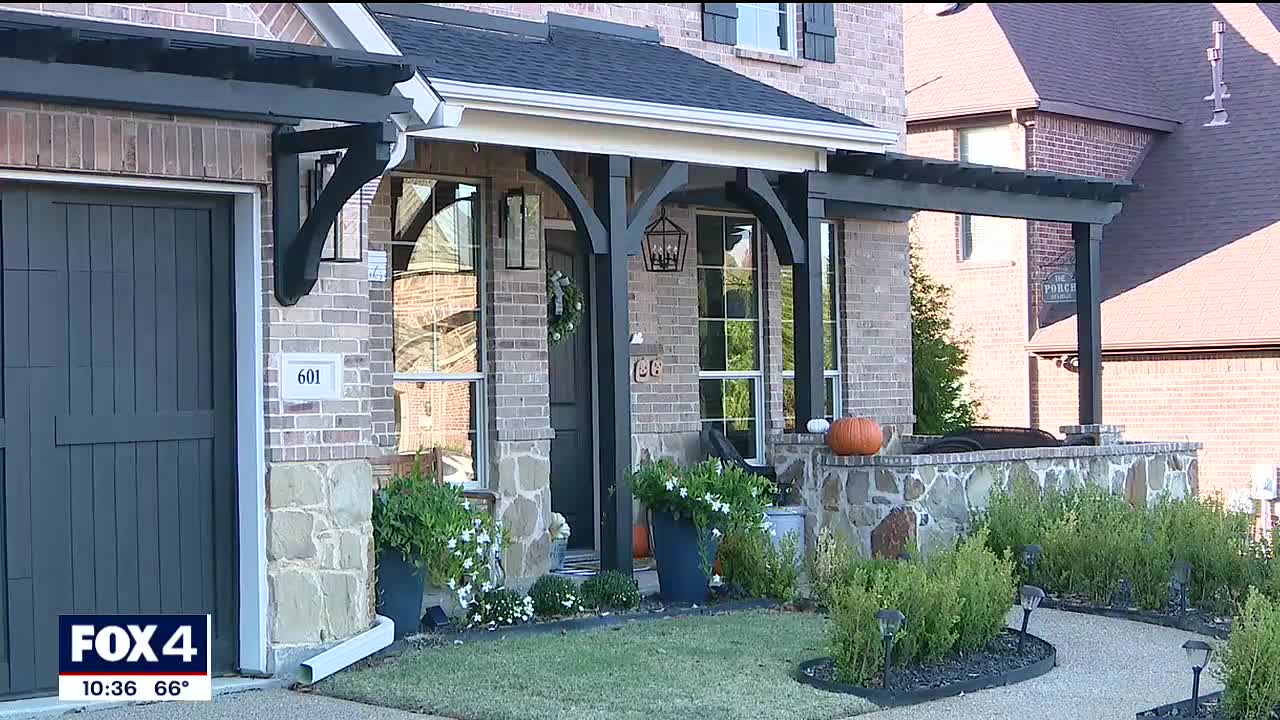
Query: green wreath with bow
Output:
[[547, 270, 585, 346]]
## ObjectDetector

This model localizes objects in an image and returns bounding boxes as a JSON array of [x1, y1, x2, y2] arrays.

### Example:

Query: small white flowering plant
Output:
[[529, 574, 584, 618], [548, 512, 572, 542], [466, 587, 535, 630], [372, 457, 505, 610], [630, 458, 774, 577]]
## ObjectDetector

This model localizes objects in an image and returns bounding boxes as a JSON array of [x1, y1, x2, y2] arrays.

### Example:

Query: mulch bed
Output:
[[1136, 692, 1227, 718], [1041, 594, 1232, 640], [797, 628, 1055, 707]]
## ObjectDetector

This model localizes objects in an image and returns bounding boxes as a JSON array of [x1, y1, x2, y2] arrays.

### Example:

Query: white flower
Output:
[[481, 581, 494, 592], [552, 332, 561, 341], [719, 504, 731, 515], [463, 557, 474, 570], [664, 478, 676, 491], [473, 518, 483, 528], [567, 323, 574, 331], [679, 488, 688, 498], [447, 538, 458, 550], [711, 528, 722, 539], [575, 302, 582, 310], [453, 550, 462, 557], [751, 487, 759, 497], [477, 531, 491, 545], [447, 579, 457, 590], [476, 545, 485, 556], [461, 529, 474, 543], [709, 574, 723, 588], [703, 492, 714, 503], [562, 599, 575, 607]]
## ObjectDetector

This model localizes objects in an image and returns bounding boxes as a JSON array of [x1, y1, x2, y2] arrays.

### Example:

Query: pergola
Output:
[[532, 148, 1134, 573]]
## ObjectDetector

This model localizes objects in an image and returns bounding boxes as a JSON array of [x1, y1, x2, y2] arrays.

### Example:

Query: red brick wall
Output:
[[1034, 352, 1280, 501], [0, 2, 321, 43]]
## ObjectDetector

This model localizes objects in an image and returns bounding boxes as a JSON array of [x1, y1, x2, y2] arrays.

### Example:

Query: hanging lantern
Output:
[[503, 188, 542, 270], [642, 206, 689, 273], [308, 152, 364, 263]]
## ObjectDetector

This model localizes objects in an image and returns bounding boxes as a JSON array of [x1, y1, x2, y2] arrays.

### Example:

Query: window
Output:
[[737, 3, 795, 54], [391, 176, 485, 486], [958, 126, 1010, 263], [698, 214, 763, 461], [781, 220, 840, 432]]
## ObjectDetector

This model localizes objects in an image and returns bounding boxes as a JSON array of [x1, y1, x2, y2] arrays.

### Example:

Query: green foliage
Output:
[[1263, 529, 1280, 601], [372, 458, 503, 599], [828, 534, 1014, 686], [466, 587, 534, 630], [1218, 589, 1280, 720], [528, 575, 584, 618], [579, 570, 641, 611], [631, 459, 774, 575], [975, 484, 1265, 613], [809, 528, 859, 608], [718, 529, 802, 602], [909, 243, 981, 435]]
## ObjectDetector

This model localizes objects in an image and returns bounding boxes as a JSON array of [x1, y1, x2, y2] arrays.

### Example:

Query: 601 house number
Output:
[[296, 368, 322, 385]]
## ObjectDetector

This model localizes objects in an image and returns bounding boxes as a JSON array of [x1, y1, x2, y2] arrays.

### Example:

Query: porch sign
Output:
[[1042, 268, 1077, 304]]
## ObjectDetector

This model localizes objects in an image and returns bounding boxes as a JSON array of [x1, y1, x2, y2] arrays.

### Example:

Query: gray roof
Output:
[[372, 7, 870, 127]]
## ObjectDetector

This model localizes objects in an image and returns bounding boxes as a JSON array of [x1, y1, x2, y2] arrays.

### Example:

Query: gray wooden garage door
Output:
[[0, 186, 237, 695]]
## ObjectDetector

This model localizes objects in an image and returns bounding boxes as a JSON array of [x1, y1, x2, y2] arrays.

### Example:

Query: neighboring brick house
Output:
[[905, 3, 1280, 507]]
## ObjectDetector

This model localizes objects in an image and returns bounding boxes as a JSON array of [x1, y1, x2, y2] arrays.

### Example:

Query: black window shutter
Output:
[[802, 3, 837, 63], [703, 3, 738, 45]]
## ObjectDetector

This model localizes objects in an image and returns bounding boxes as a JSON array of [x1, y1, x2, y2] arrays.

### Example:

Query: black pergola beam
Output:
[[809, 172, 1124, 225], [166, 44, 256, 79], [528, 149, 608, 255], [781, 173, 827, 426], [0, 56, 411, 124], [1074, 223, 1103, 424], [727, 168, 804, 264], [5, 26, 79, 61]]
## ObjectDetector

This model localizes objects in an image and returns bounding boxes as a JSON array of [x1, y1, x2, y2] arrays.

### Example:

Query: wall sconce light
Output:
[[504, 188, 542, 270], [642, 206, 689, 273], [308, 152, 364, 263]]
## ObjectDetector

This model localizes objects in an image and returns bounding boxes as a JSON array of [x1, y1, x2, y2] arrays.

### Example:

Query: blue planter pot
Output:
[[375, 548, 425, 638], [651, 510, 719, 604]]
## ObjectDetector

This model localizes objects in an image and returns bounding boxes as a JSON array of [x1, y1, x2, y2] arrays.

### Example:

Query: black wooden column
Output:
[[782, 174, 827, 425], [591, 155, 634, 574], [1073, 222, 1103, 424]]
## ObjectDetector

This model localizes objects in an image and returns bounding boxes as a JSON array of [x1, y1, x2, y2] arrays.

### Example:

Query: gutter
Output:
[[1028, 337, 1280, 356], [298, 615, 395, 685]]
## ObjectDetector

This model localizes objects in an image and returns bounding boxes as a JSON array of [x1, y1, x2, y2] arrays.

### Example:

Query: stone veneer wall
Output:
[[771, 432, 1201, 558]]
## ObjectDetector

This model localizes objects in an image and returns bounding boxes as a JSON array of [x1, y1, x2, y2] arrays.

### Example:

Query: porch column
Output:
[[591, 155, 634, 574], [1073, 222, 1103, 424], [782, 174, 827, 426]]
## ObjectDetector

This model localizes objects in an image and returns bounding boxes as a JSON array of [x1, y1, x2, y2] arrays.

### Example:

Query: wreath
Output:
[[547, 270, 585, 346]]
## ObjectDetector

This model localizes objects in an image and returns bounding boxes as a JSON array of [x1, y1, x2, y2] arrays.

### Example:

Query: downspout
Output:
[[299, 614, 395, 684]]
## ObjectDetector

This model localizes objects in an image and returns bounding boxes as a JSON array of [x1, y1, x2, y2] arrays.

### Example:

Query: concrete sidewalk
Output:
[[70, 689, 438, 720]]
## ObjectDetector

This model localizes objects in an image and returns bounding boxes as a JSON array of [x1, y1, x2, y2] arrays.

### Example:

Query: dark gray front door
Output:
[[547, 230, 594, 551], [0, 186, 238, 695]]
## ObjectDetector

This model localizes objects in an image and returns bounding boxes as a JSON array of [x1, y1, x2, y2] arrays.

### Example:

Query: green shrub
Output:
[[718, 529, 801, 602], [1156, 496, 1257, 611], [827, 536, 1013, 686], [465, 587, 534, 630], [910, 242, 982, 434], [810, 528, 858, 607], [372, 458, 503, 600], [580, 570, 641, 611], [1263, 529, 1280, 601], [1217, 589, 1280, 720], [528, 575, 583, 618]]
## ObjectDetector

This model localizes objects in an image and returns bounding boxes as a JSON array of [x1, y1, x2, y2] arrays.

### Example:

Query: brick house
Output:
[[905, 2, 1280, 509], [0, 1, 1139, 702]]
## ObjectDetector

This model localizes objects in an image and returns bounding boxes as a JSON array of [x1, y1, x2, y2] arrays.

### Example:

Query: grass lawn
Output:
[[314, 610, 876, 720]]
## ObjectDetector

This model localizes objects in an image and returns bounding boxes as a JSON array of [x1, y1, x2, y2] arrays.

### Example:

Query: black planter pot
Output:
[[375, 548, 425, 638], [651, 509, 719, 604]]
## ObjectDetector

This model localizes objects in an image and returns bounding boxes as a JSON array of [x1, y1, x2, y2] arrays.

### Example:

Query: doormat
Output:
[[554, 556, 656, 577]]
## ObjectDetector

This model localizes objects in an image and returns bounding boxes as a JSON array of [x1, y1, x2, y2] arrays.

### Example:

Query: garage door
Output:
[[0, 186, 238, 695]]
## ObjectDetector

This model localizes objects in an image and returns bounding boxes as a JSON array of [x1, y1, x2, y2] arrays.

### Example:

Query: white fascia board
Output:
[[297, 3, 442, 130], [429, 78, 900, 153], [417, 107, 826, 172]]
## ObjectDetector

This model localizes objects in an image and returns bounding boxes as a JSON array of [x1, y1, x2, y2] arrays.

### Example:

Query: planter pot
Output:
[[650, 509, 719, 604], [633, 516, 652, 559], [375, 548, 425, 639], [764, 506, 805, 551], [550, 538, 568, 570]]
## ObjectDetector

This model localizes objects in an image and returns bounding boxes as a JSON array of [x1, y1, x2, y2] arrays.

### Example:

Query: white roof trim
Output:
[[428, 78, 899, 153]]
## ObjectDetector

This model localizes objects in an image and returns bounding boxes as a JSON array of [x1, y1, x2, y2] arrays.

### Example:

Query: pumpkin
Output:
[[827, 417, 883, 456]]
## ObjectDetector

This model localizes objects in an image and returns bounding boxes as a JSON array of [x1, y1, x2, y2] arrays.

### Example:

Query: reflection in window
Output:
[[736, 3, 793, 54], [781, 221, 841, 432], [391, 176, 485, 485], [698, 214, 763, 460], [958, 127, 1011, 262]]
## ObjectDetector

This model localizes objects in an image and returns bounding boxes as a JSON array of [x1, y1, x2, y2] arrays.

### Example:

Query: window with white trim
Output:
[[736, 3, 796, 55], [698, 214, 764, 462], [781, 220, 840, 431], [958, 126, 1011, 262], [390, 176, 486, 486]]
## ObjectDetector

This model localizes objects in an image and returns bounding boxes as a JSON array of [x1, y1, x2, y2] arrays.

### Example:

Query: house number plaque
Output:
[[280, 353, 344, 400]]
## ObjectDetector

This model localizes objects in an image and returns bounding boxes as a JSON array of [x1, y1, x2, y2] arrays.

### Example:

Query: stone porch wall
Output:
[[771, 431, 1201, 558]]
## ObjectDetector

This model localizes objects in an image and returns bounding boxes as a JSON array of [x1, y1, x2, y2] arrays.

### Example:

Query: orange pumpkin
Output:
[[827, 417, 883, 456]]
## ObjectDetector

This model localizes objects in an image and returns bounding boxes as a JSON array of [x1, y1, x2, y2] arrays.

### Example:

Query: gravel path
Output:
[[865, 608, 1223, 720], [43, 607, 1219, 720]]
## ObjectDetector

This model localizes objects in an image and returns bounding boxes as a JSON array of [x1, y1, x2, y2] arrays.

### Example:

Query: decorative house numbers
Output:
[[280, 353, 344, 400], [631, 343, 663, 384]]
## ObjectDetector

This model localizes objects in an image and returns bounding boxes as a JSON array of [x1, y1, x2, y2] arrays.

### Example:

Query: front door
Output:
[[547, 230, 594, 550], [0, 186, 238, 695]]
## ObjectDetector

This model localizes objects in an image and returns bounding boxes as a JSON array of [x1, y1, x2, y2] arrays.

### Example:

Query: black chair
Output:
[[701, 428, 795, 504]]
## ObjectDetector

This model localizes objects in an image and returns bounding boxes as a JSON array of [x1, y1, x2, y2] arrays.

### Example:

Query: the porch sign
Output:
[[1041, 268, 1076, 304], [281, 353, 344, 400]]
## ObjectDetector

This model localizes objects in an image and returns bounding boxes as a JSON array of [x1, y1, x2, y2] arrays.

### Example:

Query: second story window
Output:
[[737, 3, 795, 54], [958, 126, 1011, 263]]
